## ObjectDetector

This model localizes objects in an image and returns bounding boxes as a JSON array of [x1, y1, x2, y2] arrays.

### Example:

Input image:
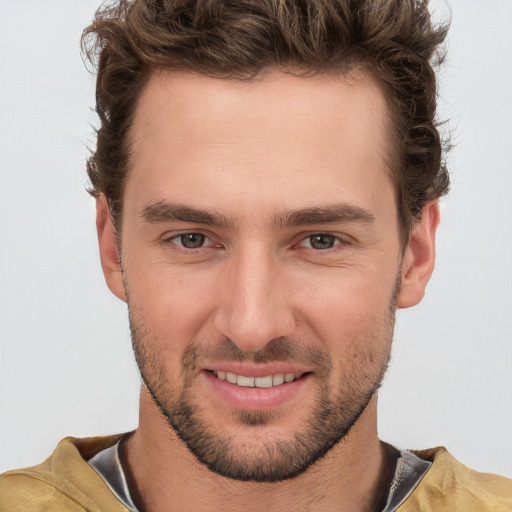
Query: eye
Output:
[[300, 234, 341, 250], [170, 233, 209, 249]]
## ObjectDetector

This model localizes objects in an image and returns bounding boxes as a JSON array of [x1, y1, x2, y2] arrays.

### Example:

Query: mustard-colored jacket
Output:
[[1, 435, 511, 511]]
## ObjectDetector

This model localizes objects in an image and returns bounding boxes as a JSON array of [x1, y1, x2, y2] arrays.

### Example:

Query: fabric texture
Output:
[[87, 440, 430, 512], [1, 434, 511, 511], [397, 447, 512, 512], [0, 435, 129, 512], [88, 441, 140, 512], [381, 449, 431, 511]]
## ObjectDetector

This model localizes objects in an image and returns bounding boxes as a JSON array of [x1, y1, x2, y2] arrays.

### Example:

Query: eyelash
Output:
[[297, 233, 345, 251], [163, 232, 218, 251], [162, 232, 349, 253]]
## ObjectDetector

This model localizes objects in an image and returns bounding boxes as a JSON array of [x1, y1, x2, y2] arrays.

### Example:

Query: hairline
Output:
[[110, 64, 410, 249]]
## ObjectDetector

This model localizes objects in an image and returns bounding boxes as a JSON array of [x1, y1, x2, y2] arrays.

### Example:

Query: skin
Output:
[[97, 69, 439, 511]]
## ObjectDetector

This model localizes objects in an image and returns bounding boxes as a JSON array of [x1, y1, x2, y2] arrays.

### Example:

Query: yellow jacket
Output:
[[1, 435, 511, 511]]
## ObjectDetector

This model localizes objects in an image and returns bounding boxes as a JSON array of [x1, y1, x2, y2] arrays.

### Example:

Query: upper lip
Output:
[[202, 363, 310, 378]]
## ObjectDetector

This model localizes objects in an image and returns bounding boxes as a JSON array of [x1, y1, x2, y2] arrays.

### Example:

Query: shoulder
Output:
[[0, 434, 129, 512], [398, 447, 512, 512], [0, 469, 86, 512]]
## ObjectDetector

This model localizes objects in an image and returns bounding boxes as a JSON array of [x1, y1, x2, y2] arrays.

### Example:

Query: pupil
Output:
[[181, 233, 205, 248], [310, 234, 335, 250]]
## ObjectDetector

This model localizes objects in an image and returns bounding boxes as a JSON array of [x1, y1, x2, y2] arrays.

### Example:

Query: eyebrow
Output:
[[141, 201, 232, 228], [272, 204, 376, 228], [140, 201, 375, 229]]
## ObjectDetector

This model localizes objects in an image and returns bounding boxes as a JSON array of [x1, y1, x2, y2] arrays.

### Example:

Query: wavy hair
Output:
[[82, 0, 450, 243]]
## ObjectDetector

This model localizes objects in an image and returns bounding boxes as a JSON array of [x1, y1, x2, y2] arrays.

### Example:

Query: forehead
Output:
[[132, 68, 390, 152], [125, 69, 394, 222]]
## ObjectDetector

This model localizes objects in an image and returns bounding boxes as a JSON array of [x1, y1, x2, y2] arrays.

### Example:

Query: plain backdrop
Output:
[[1, 0, 511, 477]]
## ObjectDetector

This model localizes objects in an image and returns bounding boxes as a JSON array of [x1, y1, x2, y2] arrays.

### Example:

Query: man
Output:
[[0, 0, 510, 510]]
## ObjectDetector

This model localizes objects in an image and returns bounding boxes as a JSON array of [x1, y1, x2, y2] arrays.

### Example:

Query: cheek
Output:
[[124, 260, 217, 354], [293, 266, 398, 346]]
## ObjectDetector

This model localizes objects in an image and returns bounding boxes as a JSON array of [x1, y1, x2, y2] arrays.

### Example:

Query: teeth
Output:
[[272, 373, 285, 385], [254, 375, 273, 388], [214, 371, 301, 387], [237, 375, 255, 387], [225, 372, 237, 384]]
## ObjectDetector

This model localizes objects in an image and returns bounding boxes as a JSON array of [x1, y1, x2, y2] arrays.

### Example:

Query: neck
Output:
[[121, 390, 398, 512]]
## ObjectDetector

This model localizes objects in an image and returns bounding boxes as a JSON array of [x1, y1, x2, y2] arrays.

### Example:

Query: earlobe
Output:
[[397, 201, 440, 309], [96, 196, 126, 302]]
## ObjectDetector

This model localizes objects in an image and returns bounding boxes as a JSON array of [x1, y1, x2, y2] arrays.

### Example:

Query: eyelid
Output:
[[159, 230, 352, 251], [296, 232, 351, 250], [161, 230, 220, 249]]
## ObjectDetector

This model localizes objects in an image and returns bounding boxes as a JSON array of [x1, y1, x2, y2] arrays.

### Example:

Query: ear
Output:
[[397, 201, 440, 309], [96, 196, 126, 302]]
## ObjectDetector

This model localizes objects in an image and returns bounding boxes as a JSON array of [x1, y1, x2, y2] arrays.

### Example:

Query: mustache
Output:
[[183, 336, 332, 373]]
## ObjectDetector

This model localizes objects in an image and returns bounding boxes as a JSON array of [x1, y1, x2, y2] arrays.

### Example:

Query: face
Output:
[[100, 69, 426, 482]]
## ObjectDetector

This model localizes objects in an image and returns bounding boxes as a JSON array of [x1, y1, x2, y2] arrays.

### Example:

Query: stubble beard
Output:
[[127, 285, 397, 483]]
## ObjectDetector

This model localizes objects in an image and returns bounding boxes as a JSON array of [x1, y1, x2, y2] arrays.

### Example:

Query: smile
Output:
[[212, 370, 304, 388]]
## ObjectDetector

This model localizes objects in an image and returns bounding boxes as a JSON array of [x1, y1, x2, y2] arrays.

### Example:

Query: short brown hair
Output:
[[82, 0, 450, 243]]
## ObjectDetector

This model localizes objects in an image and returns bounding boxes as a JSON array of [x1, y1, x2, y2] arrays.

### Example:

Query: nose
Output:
[[214, 247, 295, 352]]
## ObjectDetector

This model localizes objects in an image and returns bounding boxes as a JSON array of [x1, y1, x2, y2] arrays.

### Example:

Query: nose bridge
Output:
[[214, 243, 293, 352]]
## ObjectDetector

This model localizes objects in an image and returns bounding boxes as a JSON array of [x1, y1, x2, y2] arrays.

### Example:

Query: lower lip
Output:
[[203, 371, 310, 411]]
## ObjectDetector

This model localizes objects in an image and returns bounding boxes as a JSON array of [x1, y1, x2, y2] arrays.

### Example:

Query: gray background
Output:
[[1, 0, 511, 477]]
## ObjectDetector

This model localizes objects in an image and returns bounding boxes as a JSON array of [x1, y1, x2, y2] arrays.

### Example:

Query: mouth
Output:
[[210, 370, 305, 388], [203, 367, 311, 411]]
